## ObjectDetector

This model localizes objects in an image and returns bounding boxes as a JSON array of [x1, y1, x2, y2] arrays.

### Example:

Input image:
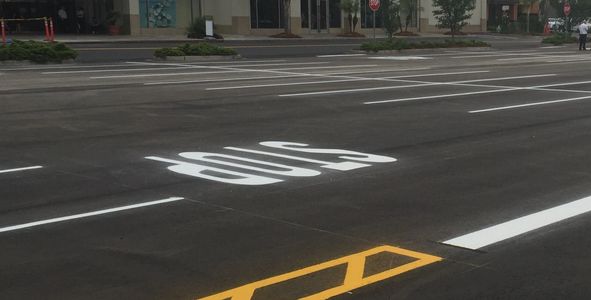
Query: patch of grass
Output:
[[360, 39, 490, 52], [0, 40, 78, 63], [154, 42, 237, 58], [542, 33, 578, 45]]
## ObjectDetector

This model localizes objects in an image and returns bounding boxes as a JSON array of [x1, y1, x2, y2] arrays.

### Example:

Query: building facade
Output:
[[0, 0, 487, 36]]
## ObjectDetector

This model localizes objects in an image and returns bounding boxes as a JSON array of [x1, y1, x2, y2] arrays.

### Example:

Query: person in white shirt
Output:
[[57, 6, 68, 33], [579, 21, 589, 51]]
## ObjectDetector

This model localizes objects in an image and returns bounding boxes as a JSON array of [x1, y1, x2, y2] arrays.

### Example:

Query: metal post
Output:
[[1, 20, 5, 45], [44, 17, 50, 41], [317, 0, 321, 33], [373, 11, 376, 40], [145, 0, 150, 28], [49, 18, 55, 42]]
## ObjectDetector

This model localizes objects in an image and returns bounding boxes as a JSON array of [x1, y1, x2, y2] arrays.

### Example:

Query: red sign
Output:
[[564, 2, 571, 16], [369, 0, 380, 12]]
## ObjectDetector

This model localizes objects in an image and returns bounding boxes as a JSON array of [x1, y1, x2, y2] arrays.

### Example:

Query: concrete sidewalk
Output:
[[6, 32, 463, 44]]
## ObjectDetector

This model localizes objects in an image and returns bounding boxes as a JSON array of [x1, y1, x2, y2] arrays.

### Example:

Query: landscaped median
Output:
[[541, 33, 578, 46], [360, 38, 490, 53], [154, 43, 239, 61], [0, 40, 78, 64]]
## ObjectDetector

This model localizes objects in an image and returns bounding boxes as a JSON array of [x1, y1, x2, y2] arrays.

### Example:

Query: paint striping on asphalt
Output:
[[206, 71, 490, 91], [281, 74, 555, 97], [198, 245, 442, 300], [45, 62, 330, 75], [443, 195, 591, 250], [368, 56, 432, 61], [0, 197, 185, 233], [0, 165, 43, 174], [143, 67, 431, 86], [317, 54, 367, 58], [90, 64, 377, 79], [468, 95, 591, 113]]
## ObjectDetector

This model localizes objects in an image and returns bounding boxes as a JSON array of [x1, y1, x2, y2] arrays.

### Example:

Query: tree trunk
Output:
[[526, 6, 531, 33], [284, 0, 292, 34]]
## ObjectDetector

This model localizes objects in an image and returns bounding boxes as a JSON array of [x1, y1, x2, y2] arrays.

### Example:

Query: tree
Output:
[[382, 0, 401, 39], [432, 0, 476, 38], [399, 0, 417, 33], [283, 0, 292, 34], [341, 0, 360, 33]]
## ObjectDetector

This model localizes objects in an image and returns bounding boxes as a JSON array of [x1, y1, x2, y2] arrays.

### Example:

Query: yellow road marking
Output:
[[198, 245, 442, 300]]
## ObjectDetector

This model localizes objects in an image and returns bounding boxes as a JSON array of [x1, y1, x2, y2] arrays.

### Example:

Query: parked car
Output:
[[547, 18, 565, 32]]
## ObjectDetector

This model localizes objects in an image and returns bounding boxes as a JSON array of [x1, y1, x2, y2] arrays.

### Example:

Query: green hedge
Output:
[[542, 33, 578, 45], [154, 43, 237, 58], [361, 39, 490, 52], [0, 40, 78, 63]]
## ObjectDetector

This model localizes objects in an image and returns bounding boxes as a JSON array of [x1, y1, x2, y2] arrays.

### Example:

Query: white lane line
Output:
[[0, 197, 185, 233], [0, 165, 43, 174], [368, 56, 431, 60], [469, 95, 591, 113], [365, 88, 517, 105], [281, 74, 554, 97], [91, 64, 375, 79], [444, 195, 591, 250], [143, 67, 430, 86], [1, 64, 135, 72], [44, 66, 197, 74], [126, 59, 288, 65], [206, 71, 489, 91], [317, 54, 367, 58], [207, 78, 364, 90], [51, 62, 329, 75]]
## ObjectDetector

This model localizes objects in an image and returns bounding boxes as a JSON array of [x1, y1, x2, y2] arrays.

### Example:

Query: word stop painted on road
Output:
[[146, 141, 397, 186]]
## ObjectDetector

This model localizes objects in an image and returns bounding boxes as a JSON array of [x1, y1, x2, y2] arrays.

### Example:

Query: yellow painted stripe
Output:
[[198, 245, 442, 300]]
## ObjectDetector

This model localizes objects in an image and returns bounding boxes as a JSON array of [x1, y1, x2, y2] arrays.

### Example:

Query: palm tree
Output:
[[283, 0, 292, 34]]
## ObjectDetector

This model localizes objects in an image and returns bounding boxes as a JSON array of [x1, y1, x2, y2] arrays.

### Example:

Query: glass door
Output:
[[310, 0, 328, 33]]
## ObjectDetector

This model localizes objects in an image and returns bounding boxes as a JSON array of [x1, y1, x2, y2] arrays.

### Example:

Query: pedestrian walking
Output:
[[579, 20, 589, 51]]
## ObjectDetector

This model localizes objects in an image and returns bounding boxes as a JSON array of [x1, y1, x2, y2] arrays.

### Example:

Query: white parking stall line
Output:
[[0, 197, 185, 234], [144, 67, 431, 86], [41, 62, 328, 75], [56, 62, 329, 75], [468, 95, 591, 113], [0, 165, 43, 174], [44, 66, 198, 75], [365, 88, 519, 105], [207, 78, 366, 90], [444, 195, 591, 250], [317, 54, 367, 58], [281, 74, 554, 97], [1, 64, 136, 72], [126, 60, 289, 66], [91, 69, 250, 79], [91, 64, 375, 80], [206, 71, 489, 91]]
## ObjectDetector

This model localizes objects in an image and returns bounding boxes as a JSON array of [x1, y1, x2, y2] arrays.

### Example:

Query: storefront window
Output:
[[250, 0, 284, 29], [301, 0, 309, 28], [328, 0, 341, 28]]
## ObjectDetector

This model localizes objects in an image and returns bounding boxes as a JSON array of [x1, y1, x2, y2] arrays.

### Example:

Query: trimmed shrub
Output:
[[542, 33, 578, 45], [361, 38, 489, 52], [154, 42, 237, 58], [0, 40, 77, 63]]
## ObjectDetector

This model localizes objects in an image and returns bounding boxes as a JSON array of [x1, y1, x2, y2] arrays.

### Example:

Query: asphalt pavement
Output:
[[2, 43, 591, 300]]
